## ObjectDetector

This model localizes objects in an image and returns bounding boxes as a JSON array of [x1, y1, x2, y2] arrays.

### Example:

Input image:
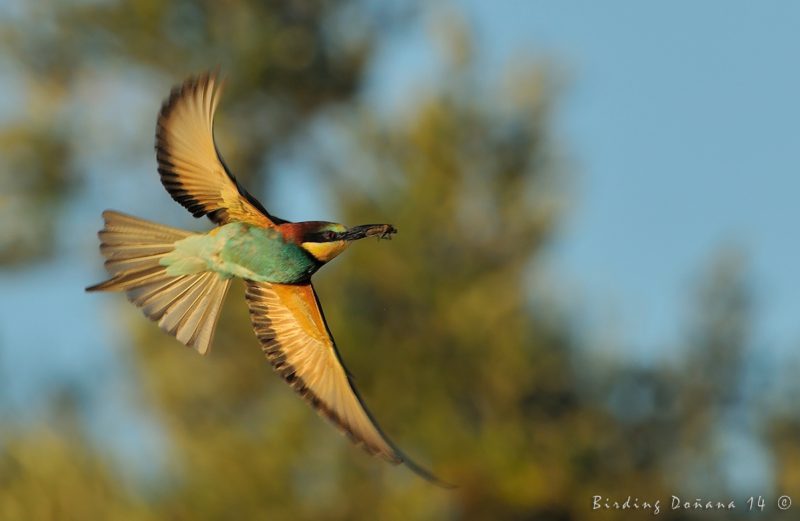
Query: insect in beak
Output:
[[341, 224, 397, 241]]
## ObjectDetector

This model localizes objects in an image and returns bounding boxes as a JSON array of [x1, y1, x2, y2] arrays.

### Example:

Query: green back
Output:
[[161, 223, 318, 284]]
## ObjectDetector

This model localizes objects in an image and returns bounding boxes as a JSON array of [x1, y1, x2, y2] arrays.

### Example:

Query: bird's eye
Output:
[[322, 231, 336, 241]]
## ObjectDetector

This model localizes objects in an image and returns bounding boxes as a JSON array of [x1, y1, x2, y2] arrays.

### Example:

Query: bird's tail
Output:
[[86, 210, 231, 355]]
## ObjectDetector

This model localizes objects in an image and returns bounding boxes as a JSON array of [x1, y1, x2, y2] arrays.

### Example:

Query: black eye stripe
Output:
[[305, 231, 340, 242]]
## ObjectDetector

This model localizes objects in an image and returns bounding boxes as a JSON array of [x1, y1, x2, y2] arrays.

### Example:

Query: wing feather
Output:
[[244, 281, 448, 485], [244, 281, 399, 460], [155, 72, 286, 227]]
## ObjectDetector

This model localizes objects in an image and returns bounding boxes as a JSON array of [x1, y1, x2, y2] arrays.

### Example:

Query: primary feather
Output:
[[155, 72, 284, 227]]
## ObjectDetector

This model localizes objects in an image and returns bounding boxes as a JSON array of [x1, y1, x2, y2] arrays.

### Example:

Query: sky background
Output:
[[452, 1, 800, 360], [1, 0, 799, 461]]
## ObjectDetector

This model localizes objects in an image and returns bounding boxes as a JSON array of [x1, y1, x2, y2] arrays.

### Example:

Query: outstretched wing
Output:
[[245, 280, 446, 484], [155, 72, 286, 227]]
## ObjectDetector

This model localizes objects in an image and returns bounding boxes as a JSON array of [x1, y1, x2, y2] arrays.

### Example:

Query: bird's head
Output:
[[296, 221, 398, 264]]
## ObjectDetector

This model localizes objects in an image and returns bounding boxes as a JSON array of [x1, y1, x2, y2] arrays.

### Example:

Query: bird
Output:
[[87, 72, 448, 486]]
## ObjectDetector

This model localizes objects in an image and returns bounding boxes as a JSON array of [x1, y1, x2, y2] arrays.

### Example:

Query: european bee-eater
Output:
[[87, 72, 446, 485]]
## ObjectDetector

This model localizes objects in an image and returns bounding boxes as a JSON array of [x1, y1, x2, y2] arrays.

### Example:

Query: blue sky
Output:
[[439, 1, 800, 357]]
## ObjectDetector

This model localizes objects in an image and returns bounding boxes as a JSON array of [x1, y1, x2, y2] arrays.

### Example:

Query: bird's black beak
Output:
[[341, 224, 397, 241]]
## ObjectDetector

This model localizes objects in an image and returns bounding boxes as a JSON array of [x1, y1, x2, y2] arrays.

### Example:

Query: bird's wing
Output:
[[156, 72, 286, 228], [244, 280, 446, 483], [245, 280, 400, 460]]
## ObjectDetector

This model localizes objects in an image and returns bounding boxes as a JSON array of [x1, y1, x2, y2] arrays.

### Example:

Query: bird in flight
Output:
[[87, 72, 446, 485]]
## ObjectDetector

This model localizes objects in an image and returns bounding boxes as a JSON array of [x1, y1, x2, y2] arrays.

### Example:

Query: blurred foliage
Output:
[[0, 1, 795, 520]]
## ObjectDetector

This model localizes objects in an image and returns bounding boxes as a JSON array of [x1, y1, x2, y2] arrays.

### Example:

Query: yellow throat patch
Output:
[[301, 240, 349, 263]]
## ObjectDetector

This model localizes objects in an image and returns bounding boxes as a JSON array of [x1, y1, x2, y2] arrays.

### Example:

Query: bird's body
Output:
[[161, 222, 320, 283], [86, 72, 446, 485]]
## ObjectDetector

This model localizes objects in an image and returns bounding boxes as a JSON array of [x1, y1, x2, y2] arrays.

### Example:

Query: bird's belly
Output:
[[161, 223, 317, 284]]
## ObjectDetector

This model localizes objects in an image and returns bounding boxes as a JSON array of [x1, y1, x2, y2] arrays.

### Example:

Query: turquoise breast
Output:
[[161, 223, 318, 284]]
